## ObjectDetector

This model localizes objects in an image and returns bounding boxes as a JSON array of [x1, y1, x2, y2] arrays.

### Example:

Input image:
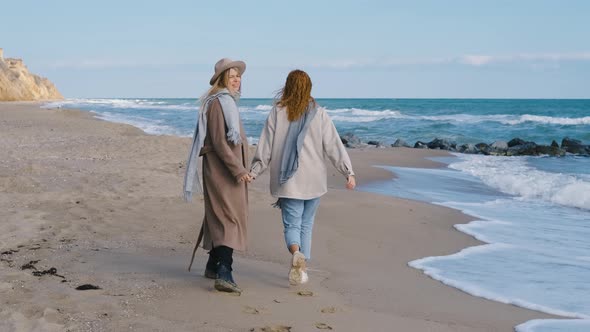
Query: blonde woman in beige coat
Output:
[[250, 70, 355, 285], [184, 58, 252, 294]]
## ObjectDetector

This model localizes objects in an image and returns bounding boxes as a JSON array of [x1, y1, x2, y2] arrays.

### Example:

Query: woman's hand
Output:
[[238, 173, 253, 183], [346, 175, 356, 190]]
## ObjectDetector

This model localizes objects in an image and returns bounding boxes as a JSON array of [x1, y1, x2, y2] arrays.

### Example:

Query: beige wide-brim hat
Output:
[[209, 58, 246, 85]]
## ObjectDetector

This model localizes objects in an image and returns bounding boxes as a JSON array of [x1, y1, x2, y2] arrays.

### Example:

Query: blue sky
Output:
[[3, 0, 589, 98]]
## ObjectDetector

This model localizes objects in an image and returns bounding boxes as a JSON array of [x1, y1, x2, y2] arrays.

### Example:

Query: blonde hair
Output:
[[200, 67, 242, 102], [275, 70, 315, 122]]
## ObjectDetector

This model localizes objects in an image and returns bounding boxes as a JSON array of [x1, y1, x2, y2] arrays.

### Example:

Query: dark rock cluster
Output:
[[340, 133, 590, 157]]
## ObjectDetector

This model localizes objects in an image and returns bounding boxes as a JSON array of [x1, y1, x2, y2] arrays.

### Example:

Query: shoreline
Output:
[[0, 102, 558, 331]]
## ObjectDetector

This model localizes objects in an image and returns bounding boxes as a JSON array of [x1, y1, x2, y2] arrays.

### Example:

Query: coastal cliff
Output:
[[0, 48, 64, 101]]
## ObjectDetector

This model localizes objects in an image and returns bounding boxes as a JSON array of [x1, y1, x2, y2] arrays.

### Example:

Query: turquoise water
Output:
[[360, 154, 590, 331], [43, 98, 590, 145], [43, 98, 590, 331]]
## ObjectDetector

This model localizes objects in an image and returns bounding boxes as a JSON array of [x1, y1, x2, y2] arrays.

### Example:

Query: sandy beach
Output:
[[0, 103, 557, 331]]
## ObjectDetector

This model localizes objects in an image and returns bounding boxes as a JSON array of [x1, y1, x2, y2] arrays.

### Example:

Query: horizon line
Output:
[[66, 96, 590, 100]]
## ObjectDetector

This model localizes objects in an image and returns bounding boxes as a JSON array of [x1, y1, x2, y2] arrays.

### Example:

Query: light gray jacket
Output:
[[250, 105, 354, 199]]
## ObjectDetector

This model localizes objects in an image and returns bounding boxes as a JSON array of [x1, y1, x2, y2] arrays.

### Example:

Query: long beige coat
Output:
[[200, 98, 249, 251]]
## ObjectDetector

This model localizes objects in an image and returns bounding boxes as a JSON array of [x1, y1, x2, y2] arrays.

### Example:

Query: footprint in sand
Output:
[[320, 306, 337, 314], [250, 325, 291, 332], [315, 322, 333, 330], [242, 306, 260, 314], [296, 290, 313, 297]]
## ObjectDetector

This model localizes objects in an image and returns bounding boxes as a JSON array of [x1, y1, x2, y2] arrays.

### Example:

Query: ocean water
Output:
[[361, 155, 590, 331], [43, 98, 590, 331], [43, 98, 590, 145]]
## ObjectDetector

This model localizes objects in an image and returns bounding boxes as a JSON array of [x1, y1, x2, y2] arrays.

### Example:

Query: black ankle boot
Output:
[[214, 264, 242, 294], [204, 257, 219, 279]]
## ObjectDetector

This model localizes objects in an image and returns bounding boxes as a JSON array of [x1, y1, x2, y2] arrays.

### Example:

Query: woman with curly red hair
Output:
[[250, 69, 355, 285]]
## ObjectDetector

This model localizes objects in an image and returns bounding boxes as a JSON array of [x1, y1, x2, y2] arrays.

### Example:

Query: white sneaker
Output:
[[301, 270, 309, 284], [289, 251, 306, 285]]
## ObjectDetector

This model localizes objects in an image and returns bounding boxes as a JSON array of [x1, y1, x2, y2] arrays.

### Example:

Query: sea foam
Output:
[[449, 154, 590, 210]]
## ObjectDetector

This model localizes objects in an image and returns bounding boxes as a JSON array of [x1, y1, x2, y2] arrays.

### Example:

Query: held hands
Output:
[[238, 173, 253, 183], [346, 175, 356, 190]]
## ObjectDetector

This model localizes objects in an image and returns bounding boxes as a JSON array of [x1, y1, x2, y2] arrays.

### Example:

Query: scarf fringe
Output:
[[183, 191, 193, 202], [226, 128, 242, 145], [272, 198, 283, 209]]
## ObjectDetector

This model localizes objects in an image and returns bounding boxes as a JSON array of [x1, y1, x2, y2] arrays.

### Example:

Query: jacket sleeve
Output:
[[207, 99, 248, 181], [321, 109, 355, 177], [250, 107, 276, 178]]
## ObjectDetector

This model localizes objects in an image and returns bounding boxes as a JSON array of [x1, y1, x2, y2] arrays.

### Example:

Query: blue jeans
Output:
[[280, 197, 321, 260]]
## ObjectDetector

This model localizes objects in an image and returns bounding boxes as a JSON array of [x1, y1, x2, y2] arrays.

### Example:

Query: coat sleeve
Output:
[[207, 99, 248, 181], [321, 109, 355, 177], [250, 107, 276, 178]]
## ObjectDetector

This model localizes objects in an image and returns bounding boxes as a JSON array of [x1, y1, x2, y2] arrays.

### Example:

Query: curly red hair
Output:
[[276, 70, 316, 122]]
